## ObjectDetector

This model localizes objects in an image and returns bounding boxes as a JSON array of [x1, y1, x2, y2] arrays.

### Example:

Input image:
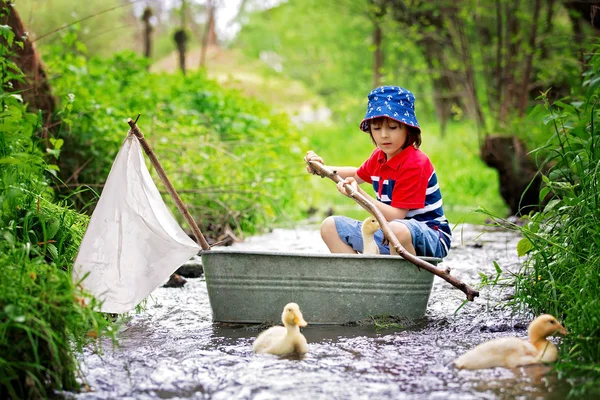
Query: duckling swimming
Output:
[[454, 314, 568, 370], [252, 303, 308, 355], [362, 217, 380, 255]]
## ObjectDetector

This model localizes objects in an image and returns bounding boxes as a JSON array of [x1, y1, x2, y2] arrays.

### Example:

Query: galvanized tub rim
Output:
[[201, 249, 442, 264]]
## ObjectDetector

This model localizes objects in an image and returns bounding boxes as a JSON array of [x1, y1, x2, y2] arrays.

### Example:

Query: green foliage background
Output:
[[18, 0, 133, 57], [45, 28, 304, 234]]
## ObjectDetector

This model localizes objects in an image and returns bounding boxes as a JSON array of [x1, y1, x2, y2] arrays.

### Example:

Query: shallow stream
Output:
[[69, 224, 572, 400]]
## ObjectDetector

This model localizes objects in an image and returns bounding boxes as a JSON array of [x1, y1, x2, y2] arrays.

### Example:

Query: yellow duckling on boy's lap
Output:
[[361, 216, 398, 255], [252, 303, 308, 355], [454, 314, 568, 370], [361, 217, 380, 255]]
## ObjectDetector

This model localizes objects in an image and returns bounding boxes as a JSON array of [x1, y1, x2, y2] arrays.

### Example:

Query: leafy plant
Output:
[[0, 12, 114, 398], [479, 44, 600, 396], [44, 29, 305, 236]]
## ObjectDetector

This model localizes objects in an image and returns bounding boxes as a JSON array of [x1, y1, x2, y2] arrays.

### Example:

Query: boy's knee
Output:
[[390, 221, 411, 241], [320, 216, 337, 238]]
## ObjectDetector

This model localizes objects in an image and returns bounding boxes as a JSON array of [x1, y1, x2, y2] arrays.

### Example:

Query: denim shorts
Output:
[[333, 216, 450, 258]]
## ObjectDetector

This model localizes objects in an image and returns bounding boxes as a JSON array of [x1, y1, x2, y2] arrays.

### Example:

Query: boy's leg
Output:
[[389, 221, 416, 255], [387, 219, 448, 258], [320, 216, 357, 254]]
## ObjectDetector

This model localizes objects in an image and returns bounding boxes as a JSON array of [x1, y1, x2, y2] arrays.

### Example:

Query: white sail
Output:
[[73, 134, 200, 313]]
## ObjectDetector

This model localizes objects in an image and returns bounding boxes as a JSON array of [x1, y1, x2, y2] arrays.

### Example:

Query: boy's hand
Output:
[[304, 150, 324, 174], [337, 177, 359, 197]]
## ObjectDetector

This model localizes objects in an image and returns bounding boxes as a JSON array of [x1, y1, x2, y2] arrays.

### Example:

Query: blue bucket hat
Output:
[[359, 86, 421, 134]]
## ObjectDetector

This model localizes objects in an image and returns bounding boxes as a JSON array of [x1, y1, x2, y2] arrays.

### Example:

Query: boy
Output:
[[305, 86, 451, 258]]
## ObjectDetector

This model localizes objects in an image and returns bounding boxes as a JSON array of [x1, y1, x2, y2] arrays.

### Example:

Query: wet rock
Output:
[[479, 320, 528, 333], [306, 206, 318, 216], [175, 255, 203, 278], [480, 135, 547, 216], [163, 274, 187, 288], [468, 242, 483, 248]]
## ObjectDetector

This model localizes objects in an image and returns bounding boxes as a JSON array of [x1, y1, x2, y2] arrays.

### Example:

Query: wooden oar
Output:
[[306, 160, 479, 301]]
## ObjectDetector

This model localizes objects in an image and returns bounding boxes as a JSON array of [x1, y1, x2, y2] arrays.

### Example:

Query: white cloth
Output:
[[73, 134, 200, 313]]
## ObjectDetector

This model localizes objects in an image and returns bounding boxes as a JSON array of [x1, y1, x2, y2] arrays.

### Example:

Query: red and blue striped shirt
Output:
[[356, 147, 451, 251]]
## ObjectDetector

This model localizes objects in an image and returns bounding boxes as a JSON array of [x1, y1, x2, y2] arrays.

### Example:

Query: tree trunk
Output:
[[499, 0, 521, 124], [447, 5, 486, 134], [2, 5, 56, 123], [420, 37, 455, 138], [373, 21, 383, 88], [174, 29, 188, 75], [481, 135, 545, 216], [175, 0, 188, 75], [141, 6, 153, 60], [494, 0, 503, 115], [206, 5, 218, 46], [540, 0, 555, 60], [200, 3, 217, 69], [518, 0, 542, 116]]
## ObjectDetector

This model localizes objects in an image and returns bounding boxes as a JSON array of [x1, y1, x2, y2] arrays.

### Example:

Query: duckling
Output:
[[252, 303, 308, 355], [454, 314, 568, 370], [362, 217, 380, 255]]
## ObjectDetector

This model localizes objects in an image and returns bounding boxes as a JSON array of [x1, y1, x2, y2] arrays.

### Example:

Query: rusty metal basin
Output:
[[201, 249, 441, 324]]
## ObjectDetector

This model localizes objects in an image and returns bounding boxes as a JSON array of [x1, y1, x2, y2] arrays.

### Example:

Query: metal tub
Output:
[[201, 249, 440, 325]]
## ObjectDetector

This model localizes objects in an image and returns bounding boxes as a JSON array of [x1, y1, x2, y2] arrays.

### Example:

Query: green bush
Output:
[[484, 46, 600, 395], [0, 17, 113, 398], [44, 29, 305, 235]]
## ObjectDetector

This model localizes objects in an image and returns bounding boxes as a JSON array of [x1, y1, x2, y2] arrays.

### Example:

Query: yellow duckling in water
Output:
[[362, 217, 380, 255], [252, 303, 308, 355], [454, 314, 568, 370]]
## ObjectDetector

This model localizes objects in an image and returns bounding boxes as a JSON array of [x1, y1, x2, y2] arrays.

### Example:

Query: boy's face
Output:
[[370, 117, 408, 159]]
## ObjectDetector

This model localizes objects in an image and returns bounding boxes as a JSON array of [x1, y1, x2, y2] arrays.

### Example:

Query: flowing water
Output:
[[68, 224, 574, 400]]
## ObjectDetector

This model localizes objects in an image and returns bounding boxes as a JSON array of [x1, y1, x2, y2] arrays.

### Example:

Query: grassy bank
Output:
[[482, 48, 600, 396], [0, 18, 114, 397]]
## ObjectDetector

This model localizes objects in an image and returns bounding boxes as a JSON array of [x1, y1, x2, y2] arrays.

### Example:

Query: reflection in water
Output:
[[69, 224, 573, 399]]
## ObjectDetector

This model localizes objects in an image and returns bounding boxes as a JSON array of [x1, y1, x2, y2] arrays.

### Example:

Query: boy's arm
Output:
[[304, 150, 363, 182], [374, 201, 409, 221], [329, 166, 362, 181], [338, 177, 408, 221], [353, 182, 407, 221]]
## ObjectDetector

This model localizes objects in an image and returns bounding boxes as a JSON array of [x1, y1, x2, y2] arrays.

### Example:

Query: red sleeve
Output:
[[356, 150, 379, 183], [390, 162, 432, 209]]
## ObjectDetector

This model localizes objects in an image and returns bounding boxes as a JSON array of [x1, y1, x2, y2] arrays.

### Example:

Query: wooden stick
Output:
[[307, 160, 479, 301], [127, 117, 211, 251]]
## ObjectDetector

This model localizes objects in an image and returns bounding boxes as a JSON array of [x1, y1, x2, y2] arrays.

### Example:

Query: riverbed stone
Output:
[[174, 255, 204, 278]]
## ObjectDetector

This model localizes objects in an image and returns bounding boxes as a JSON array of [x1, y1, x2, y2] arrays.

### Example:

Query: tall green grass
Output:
[[480, 46, 600, 396], [0, 13, 114, 398]]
